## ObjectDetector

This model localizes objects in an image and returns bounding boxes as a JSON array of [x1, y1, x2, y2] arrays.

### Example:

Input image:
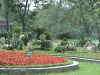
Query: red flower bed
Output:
[[0, 51, 68, 65]]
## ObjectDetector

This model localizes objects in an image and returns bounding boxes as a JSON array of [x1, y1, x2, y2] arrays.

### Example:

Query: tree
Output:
[[15, 0, 31, 32], [88, 0, 100, 42], [1, 0, 15, 32]]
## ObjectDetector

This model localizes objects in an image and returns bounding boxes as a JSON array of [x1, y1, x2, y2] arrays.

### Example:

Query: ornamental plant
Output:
[[0, 51, 68, 65], [39, 34, 46, 50], [54, 46, 67, 53], [12, 26, 21, 34]]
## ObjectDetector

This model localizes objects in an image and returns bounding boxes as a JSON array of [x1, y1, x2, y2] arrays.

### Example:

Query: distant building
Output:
[[0, 17, 13, 32]]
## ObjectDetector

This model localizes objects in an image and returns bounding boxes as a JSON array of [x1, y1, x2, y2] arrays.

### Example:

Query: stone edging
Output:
[[0, 61, 79, 74], [67, 57, 100, 64]]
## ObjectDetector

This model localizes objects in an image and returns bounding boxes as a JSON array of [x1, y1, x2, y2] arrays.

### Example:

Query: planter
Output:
[[0, 61, 79, 75], [67, 57, 100, 64]]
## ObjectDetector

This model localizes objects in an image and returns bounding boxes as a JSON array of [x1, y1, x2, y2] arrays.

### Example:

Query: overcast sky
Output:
[[22, 0, 60, 11]]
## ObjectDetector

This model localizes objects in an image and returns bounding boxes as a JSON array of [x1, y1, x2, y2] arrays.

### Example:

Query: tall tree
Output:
[[15, 0, 31, 32], [1, 0, 15, 32], [88, 0, 100, 42]]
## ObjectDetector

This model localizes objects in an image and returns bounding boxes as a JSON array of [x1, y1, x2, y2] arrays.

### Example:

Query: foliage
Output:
[[39, 34, 46, 50], [0, 32, 23, 50], [0, 32, 7, 39], [39, 34, 46, 42], [75, 38, 92, 47], [97, 43, 100, 50], [54, 46, 66, 53], [56, 32, 71, 40], [32, 27, 46, 40], [0, 32, 12, 44], [75, 38, 87, 47], [32, 40, 41, 45], [61, 38, 68, 45], [44, 32, 52, 40], [12, 26, 21, 34], [11, 33, 23, 50], [19, 32, 33, 46], [39, 34, 53, 50], [41, 40, 53, 50]]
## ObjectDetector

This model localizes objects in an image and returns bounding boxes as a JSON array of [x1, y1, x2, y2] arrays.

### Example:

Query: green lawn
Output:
[[0, 62, 100, 75], [41, 62, 100, 75]]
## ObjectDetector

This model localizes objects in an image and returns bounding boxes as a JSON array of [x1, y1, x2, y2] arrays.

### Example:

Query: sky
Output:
[[22, 0, 60, 11]]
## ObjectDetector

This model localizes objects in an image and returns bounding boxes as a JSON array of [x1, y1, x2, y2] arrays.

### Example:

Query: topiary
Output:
[[39, 34, 46, 42], [39, 34, 46, 50], [12, 26, 21, 34], [32, 40, 41, 45], [42, 40, 53, 50], [44, 32, 52, 40], [54, 46, 66, 53], [61, 38, 68, 45], [32, 27, 46, 40], [61, 41, 68, 45]]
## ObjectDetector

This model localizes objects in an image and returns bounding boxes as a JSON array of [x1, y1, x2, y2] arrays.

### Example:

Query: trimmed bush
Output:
[[19, 32, 33, 46], [54, 46, 66, 52], [44, 32, 52, 40], [61, 41, 68, 45], [61, 38, 68, 45], [12, 26, 21, 34], [32, 27, 46, 40], [75, 38, 87, 47], [39, 34, 46, 42], [39, 34, 46, 50], [42, 40, 53, 50]]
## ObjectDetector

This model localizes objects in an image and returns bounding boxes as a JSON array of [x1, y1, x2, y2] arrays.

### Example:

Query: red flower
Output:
[[0, 51, 68, 65]]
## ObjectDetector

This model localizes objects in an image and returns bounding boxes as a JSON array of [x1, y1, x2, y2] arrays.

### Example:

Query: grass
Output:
[[0, 59, 72, 68], [0, 62, 100, 75], [34, 47, 100, 60], [41, 62, 100, 75]]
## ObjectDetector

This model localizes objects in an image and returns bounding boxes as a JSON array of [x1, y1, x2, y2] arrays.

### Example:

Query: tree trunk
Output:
[[95, 19, 100, 43], [22, 0, 29, 32], [5, 11, 9, 32]]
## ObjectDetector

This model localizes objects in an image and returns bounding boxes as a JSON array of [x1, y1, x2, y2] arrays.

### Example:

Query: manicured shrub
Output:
[[44, 32, 52, 40], [54, 46, 66, 52], [42, 40, 53, 50], [62, 38, 68, 41], [12, 26, 21, 34], [19, 32, 33, 46], [61, 41, 68, 45], [39, 34, 46, 50], [61, 38, 68, 45], [39, 34, 46, 42], [32, 27, 46, 40]]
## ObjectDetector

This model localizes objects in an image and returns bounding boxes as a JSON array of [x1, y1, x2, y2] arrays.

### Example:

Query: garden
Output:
[[0, 0, 100, 75], [0, 31, 100, 75]]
